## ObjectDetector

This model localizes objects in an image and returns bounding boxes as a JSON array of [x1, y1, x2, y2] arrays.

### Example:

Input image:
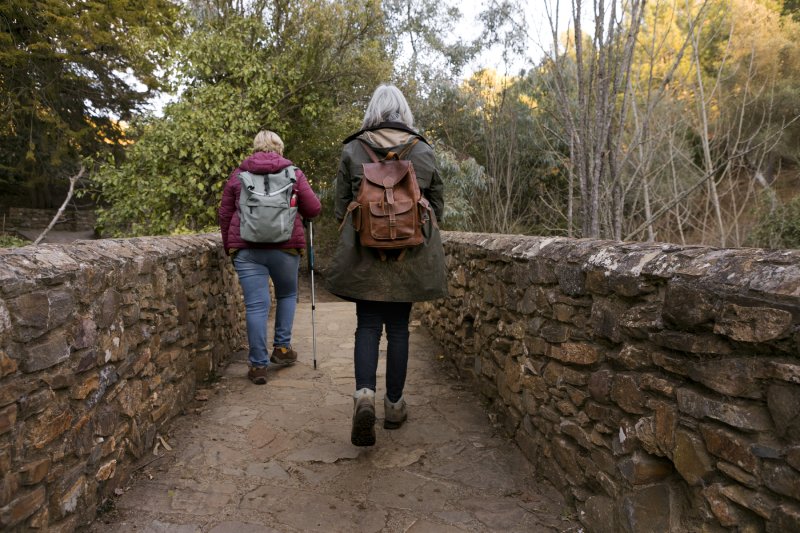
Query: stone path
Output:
[[88, 277, 581, 533]]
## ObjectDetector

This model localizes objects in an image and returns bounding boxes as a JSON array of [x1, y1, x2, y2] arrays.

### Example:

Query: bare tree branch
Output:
[[34, 166, 86, 245]]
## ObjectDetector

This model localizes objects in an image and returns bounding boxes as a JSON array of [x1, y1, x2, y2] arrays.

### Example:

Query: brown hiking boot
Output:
[[270, 346, 298, 365], [247, 366, 268, 385]]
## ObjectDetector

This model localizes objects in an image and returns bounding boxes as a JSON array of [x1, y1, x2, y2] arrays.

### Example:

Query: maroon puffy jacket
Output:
[[218, 151, 322, 252]]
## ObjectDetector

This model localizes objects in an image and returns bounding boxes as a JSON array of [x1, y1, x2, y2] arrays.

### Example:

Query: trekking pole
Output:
[[306, 220, 318, 369]]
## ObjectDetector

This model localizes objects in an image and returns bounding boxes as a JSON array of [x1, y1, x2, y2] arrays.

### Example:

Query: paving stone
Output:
[[208, 521, 280, 533], [86, 295, 578, 532]]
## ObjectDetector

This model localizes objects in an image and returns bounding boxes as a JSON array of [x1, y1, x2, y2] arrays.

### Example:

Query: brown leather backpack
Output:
[[345, 139, 431, 259]]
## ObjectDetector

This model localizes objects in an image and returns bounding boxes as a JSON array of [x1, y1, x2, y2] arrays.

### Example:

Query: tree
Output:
[[543, 0, 647, 239], [91, 0, 391, 236], [0, 0, 178, 207]]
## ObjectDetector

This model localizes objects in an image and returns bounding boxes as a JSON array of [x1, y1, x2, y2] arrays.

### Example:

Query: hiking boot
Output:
[[247, 366, 268, 385], [384, 395, 408, 429], [351, 388, 376, 447], [270, 345, 298, 365]]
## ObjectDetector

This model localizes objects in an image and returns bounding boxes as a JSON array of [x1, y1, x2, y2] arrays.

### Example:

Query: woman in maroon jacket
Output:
[[218, 130, 322, 385]]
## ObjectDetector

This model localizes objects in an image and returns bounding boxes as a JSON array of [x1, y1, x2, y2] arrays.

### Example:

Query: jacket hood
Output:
[[343, 121, 429, 145], [240, 151, 294, 174], [360, 129, 415, 149]]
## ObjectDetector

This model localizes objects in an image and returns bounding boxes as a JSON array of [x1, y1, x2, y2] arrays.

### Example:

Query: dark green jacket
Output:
[[324, 123, 448, 302]]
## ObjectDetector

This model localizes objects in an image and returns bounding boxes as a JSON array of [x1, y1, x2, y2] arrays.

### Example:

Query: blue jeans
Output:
[[354, 300, 412, 403], [234, 248, 300, 367]]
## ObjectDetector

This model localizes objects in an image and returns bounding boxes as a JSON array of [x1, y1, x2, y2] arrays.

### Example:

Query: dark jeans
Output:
[[354, 300, 413, 403]]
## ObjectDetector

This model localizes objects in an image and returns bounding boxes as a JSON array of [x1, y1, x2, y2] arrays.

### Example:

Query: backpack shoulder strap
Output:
[[358, 140, 381, 163], [396, 139, 418, 160]]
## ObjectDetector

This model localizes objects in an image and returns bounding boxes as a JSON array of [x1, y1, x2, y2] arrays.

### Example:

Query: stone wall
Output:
[[0, 234, 244, 531], [418, 232, 800, 533], [2, 207, 96, 232]]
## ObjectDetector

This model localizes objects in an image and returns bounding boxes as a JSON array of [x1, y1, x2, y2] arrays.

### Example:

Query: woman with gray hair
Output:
[[325, 84, 447, 446]]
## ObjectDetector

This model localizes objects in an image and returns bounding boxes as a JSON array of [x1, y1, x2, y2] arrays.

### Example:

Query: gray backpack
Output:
[[238, 166, 298, 243]]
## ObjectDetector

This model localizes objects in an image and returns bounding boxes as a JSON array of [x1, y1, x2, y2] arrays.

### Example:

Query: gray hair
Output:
[[361, 84, 414, 130]]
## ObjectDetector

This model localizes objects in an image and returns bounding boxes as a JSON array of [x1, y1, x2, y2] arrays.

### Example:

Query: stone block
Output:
[[663, 282, 714, 328], [586, 270, 611, 295], [651, 331, 731, 355], [0, 486, 45, 528], [634, 415, 659, 456], [0, 350, 17, 378], [620, 483, 681, 533], [673, 428, 714, 485], [581, 495, 618, 533], [588, 370, 613, 402], [1, 472, 19, 507], [93, 406, 119, 437], [689, 358, 764, 399], [619, 302, 662, 339], [552, 303, 574, 322], [714, 304, 792, 342], [555, 399, 577, 416], [717, 461, 758, 489], [585, 401, 624, 427], [590, 299, 624, 343], [719, 484, 776, 520], [787, 446, 800, 472], [640, 373, 678, 397], [609, 275, 657, 298], [58, 475, 86, 517], [540, 322, 570, 343], [72, 316, 98, 350], [0, 404, 16, 436], [552, 436, 585, 483], [762, 460, 800, 500], [703, 484, 751, 527], [6, 292, 48, 341], [95, 459, 117, 481], [652, 401, 680, 457], [767, 383, 800, 440], [41, 368, 74, 390], [611, 344, 652, 370], [767, 360, 800, 384], [556, 264, 586, 296], [18, 387, 55, 419], [591, 447, 617, 476], [95, 289, 122, 329], [548, 342, 601, 365], [72, 372, 100, 400], [20, 458, 50, 485], [20, 330, 70, 373], [700, 423, 759, 474], [560, 420, 592, 449], [25, 407, 72, 449], [543, 361, 588, 387], [610, 374, 648, 414], [677, 388, 772, 431], [651, 350, 691, 377], [565, 384, 589, 407], [0, 445, 9, 475], [618, 451, 673, 485], [768, 503, 800, 533]]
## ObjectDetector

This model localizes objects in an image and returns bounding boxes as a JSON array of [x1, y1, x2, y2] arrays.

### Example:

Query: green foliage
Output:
[[435, 145, 485, 231], [0, 0, 178, 207], [92, 1, 391, 237], [0, 234, 29, 248], [749, 194, 800, 249]]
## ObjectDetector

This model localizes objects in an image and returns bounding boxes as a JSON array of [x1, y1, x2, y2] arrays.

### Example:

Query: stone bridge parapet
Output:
[[418, 232, 800, 532], [0, 234, 244, 531]]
